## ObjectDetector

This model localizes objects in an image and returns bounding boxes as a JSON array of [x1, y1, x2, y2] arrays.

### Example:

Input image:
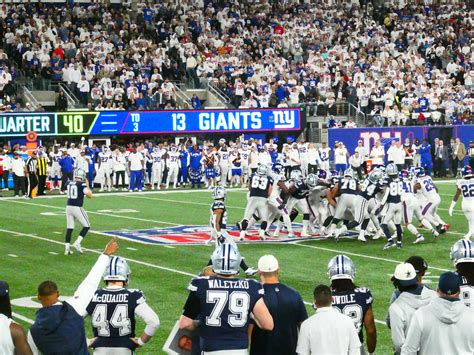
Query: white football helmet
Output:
[[327, 255, 356, 281], [211, 244, 241, 275], [103, 256, 131, 283], [212, 186, 226, 200], [450, 239, 474, 266]]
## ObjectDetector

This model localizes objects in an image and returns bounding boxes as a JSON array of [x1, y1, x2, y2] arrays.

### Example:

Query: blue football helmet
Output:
[[103, 256, 131, 283], [450, 239, 474, 266], [211, 244, 241, 275], [317, 169, 327, 180], [327, 255, 356, 281], [461, 166, 473, 178], [399, 169, 408, 179], [272, 162, 284, 174], [414, 167, 426, 177]]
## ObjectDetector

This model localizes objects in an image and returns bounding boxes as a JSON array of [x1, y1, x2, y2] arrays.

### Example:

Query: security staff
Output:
[[26, 151, 38, 198], [250, 255, 307, 355], [36, 151, 49, 196]]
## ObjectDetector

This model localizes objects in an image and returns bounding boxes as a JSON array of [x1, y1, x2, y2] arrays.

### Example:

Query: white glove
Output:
[[448, 200, 456, 217]]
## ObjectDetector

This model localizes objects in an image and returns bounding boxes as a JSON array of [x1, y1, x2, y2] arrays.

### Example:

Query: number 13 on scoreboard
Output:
[[131, 113, 140, 132], [172, 113, 186, 131]]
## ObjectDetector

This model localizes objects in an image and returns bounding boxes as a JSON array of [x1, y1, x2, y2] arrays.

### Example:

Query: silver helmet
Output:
[[368, 169, 383, 184], [290, 169, 303, 180], [327, 255, 356, 281], [256, 164, 269, 176], [212, 186, 226, 200], [103, 256, 131, 283], [75, 169, 87, 181], [344, 168, 355, 178], [211, 244, 241, 275], [386, 163, 399, 177], [450, 239, 474, 266], [306, 173, 318, 188]]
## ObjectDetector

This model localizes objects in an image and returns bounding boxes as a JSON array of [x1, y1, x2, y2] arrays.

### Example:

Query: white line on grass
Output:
[[126, 247, 138, 251], [12, 312, 34, 325], [8, 254, 18, 258], [49, 252, 59, 255]]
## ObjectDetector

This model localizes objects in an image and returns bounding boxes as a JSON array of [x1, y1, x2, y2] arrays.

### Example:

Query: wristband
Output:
[[137, 338, 145, 347]]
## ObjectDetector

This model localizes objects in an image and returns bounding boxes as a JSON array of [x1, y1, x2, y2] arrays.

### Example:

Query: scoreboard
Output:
[[0, 108, 302, 137]]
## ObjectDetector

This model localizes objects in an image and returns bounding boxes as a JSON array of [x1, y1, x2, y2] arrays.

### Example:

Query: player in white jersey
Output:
[[97, 146, 113, 192], [150, 147, 164, 189], [399, 169, 440, 244], [165, 145, 181, 189], [317, 142, 331, 171], [450, 239, 474, 307], [218, 146, 230, 187], [229, 147, 243, 187], [306, 170, 331, 230], [449, 166, 474, 240], [413, 167, 449, 233], [238, 143, 250, 183], [49, 146, 62, 190], [297, 139, 309, 176]]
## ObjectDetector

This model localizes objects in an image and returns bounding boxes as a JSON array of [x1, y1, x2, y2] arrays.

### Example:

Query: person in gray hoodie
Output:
[[388, 263, 436, 354], [401, 272, 474, 355]]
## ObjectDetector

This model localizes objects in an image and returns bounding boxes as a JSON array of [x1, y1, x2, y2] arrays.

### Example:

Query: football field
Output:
[[0, 182, 466, 354]]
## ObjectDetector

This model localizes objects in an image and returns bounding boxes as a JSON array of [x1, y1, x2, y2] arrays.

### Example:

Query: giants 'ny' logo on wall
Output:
[[274, 110, 296, 129], [359, 131, 403, 147]]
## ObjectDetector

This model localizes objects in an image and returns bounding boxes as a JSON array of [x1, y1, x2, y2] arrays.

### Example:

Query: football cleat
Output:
[[72, 242, 84, 254], [358, 231, 367, 242], [287, 233, 296, 239], [413, 235, 425, 244], [64, 244, 73, 256], [383, 239, 396, 250], [397, 242, 403, 249], [239, 231, 245, 241], [259, 230, 266, 240]]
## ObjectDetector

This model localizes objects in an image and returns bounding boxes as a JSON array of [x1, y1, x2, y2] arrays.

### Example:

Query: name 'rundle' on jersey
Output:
[[331, 287, 373, 342], [183, 276, 264, 352], [86, 288, 146, 349], [67, 181, 88, 207], [249, 173, 273, 198]]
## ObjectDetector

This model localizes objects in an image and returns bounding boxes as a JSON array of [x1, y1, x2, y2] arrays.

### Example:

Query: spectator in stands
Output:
[[191, 94, 201, 110], [56, 91, 68, 111]]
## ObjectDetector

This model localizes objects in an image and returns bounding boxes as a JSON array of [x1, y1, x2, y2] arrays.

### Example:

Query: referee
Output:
[[250, 255, 308, 355], [26, 151, 38, 199], [36, 151, 48, 196]]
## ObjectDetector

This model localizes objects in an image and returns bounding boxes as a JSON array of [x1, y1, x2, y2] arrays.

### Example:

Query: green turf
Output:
[[0, 182, 466, 354]]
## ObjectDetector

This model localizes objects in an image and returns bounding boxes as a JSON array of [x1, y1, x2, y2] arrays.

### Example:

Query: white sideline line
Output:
[[12, 312, 34, 325], [0, 199, 181, 226]]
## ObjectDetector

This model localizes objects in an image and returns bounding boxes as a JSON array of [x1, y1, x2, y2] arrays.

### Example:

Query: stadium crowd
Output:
[[0, 1, 470, 123]]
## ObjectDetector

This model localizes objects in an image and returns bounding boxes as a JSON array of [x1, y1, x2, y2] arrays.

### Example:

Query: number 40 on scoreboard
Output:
[[56, 112, 99, 135]]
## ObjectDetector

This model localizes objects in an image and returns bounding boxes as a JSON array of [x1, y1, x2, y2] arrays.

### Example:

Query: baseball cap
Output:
[[393, 263, 418, 286], [0, 281, 9, 297], [405, 256, 428, 274], [258, 255, 279, 272], [438, 272, 461, 295]]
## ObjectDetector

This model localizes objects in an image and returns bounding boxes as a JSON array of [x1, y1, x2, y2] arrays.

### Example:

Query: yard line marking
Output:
[[294, 242, 450, 272], [49, 252, 59, 255], [0, 188, 246, 200], [53, 232, 61, 234], [163, 245, 176, 249], [126, 247, 138, 251], [8, 254, 18, 258], [0, 229, 195, 277], [124, 195, 246, 210], [0, 199, 181, 226], [12, 312, 34, 325]]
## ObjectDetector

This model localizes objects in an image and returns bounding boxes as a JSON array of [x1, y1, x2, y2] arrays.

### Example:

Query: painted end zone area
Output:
[[101, 224, 350, 245]]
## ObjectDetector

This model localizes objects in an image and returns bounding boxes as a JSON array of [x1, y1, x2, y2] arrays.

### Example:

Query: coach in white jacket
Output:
[[388, 263, 436, 355], [401, 272, 474, 355]]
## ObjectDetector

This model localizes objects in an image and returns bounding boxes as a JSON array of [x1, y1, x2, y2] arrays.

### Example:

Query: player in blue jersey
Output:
[[380, 164, 404, 250], [450, 239, 474, 307], [65, 169, 92, 256], [86, 256, 160, 354], [179, 244, 273, 354], [189, 145, 203, 189], [328, 255, 377, 355], [238, 165, 273, 241]]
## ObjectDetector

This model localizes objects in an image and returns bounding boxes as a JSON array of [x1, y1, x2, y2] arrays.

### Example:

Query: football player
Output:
[[413, 167, 449, 233], [49, 145, 62, 191], [239, 165, 273, 241], [179, 244, 273, 353], [318, 142, 331, 172], [267, 162, 294, 238], [449, 166, 474, 240], [98, 146, 113, 192], [218, 145, 230, 187], [400, 169, 439, 244], [380, 164, 404, 250], [326, 168, 359, 239], [150, 146, 164, 190], [86, 257, 160, 354], [450, 239, 474, 307], [86, 256, 160, 355], [229, 147, 243, 187], [202, 146, 218, 189], [165, 145, 181, 189], [206, 186, 257, 276], [286, 172, 318, 237], [328, 255, 377, 355], [64, 169, 92, 256], [239, 142, 250, 183], [306, 169, 331, 232]]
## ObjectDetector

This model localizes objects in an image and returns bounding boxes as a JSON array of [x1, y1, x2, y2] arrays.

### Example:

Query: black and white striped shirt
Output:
[[26, 156, 38, 174]]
